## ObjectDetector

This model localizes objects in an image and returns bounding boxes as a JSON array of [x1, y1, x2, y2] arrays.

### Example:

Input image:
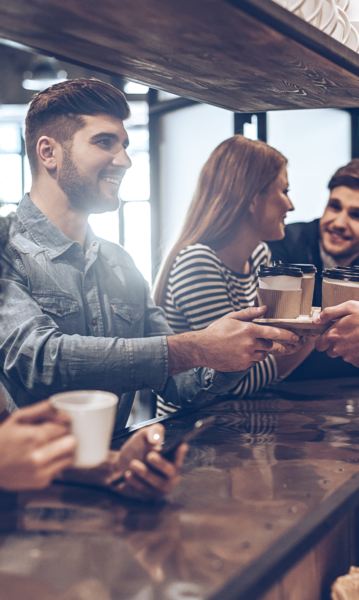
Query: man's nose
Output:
[[332, 211, 348, 229], [112, 149, 132, 169]]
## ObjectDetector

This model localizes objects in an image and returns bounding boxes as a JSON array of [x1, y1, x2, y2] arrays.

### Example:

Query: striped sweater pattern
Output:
[[157, 242, 277, 416]]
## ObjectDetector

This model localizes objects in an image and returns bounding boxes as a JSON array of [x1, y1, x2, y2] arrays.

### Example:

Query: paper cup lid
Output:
[[258, 265, 303, 278], [274, 261, 316, 274], [322, 268, 359, 282]]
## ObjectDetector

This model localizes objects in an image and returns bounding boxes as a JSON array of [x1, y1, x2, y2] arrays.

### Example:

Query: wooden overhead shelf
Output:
[[1, 0, 359, 111]]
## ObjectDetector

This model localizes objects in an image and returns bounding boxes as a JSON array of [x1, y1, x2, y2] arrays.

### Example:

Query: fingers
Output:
[[255, 337, 273, 351], [31, 434, 77, 467], [314, 301, 359, 324], [173, 443, 189, 469], [142, 423, 165, 450], [256, 325, 299, 343], [231, 306, 267, 322], [114, 443, 188, 500], [15, 400, 71, 426], [315, 333, 331, 352], [31, 420, 72, 446]]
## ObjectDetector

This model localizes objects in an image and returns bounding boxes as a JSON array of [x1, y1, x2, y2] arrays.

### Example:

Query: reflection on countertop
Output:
[[2, 377, 359, 600]]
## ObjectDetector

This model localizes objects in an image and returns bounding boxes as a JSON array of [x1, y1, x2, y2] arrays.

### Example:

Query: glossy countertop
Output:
[[2, 377, 359, 600]]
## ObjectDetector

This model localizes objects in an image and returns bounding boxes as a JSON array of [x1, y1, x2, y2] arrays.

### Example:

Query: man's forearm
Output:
[[167, 331, 204, 376]]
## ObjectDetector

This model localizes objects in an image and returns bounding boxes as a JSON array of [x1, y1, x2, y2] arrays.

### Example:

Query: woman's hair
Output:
[[328, 159, 359, 191], [154, 135, 287, 307]]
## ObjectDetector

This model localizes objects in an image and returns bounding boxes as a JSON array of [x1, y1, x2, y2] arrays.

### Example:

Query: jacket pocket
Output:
[[32, 291, 79, 318], [110, 299, 143, 336]]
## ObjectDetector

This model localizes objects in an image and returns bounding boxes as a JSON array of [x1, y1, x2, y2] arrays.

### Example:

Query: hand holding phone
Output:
[[160, 415, 217, 462]]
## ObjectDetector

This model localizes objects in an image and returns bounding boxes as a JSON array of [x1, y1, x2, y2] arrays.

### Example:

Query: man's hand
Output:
[[314, 301, 359, 366], [0, 400, 77, 491], [270, 335, 305, 357], [63, 424, 187, 501], [167, 305, 300, 375], [114, 424, 187, 500]]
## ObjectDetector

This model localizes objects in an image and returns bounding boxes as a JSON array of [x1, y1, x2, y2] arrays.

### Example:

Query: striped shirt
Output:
[[157, 242, 277, 416]]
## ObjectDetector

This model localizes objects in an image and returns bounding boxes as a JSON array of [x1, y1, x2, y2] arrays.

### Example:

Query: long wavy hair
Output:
[[154, 135, 287, 308]]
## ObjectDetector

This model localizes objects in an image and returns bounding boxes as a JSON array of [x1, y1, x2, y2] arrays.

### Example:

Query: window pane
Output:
[[120, 152, 150, 201], [124, 82, 149, 95], [0, 203, 17, 217], [128, 128, 149, 153], [0, 154, 22, 203], [127, 102, 148, 127], [123, 201, 151, 285], [243, 115, 258, 140], [88, 209, 119, 245], [0, 124, 21, 153], [157, 90, 180, 101]]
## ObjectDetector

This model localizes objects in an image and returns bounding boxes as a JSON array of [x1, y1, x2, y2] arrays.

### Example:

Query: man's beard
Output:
[[58, 146, 117, 213]]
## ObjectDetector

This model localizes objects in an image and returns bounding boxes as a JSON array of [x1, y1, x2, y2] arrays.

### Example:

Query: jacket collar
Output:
[[16, 194, 96, 260]]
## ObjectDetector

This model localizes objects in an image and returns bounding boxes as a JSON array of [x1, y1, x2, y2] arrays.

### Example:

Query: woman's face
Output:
[[253, 165, 294, 241]]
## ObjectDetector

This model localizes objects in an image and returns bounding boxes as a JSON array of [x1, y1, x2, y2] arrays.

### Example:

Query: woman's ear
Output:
[[248, 194, 259, 214], [36, 136, 60, 172]]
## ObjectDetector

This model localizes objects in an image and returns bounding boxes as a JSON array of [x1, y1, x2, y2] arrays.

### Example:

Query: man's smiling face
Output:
[[58, 113, 131, 214], [319, 186, 359, 265]]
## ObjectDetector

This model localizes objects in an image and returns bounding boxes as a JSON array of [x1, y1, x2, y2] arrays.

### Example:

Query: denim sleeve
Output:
[[0, 275, 170, 405], [0, 260, 248, 409]]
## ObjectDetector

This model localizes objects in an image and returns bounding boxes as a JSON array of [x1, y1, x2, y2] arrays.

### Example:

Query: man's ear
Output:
[[36, 136, 60, 171]]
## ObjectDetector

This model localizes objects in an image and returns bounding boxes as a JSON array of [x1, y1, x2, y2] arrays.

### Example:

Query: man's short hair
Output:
[[328, 159, 359, 191], [25, 78, 130, 175]]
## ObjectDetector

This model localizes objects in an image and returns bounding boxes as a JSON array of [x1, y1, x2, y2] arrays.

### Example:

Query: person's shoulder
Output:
[[284, 218, 319, 236], [98, 238, 138, 270], [172, 243, 222, 272], [251, 242, 270, 263], [6, 212, 35, 256]]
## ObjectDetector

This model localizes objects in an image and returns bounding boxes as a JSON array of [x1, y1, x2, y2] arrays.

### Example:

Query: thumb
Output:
[[231, 305, 267, 322], [143, 423, 164, 450], [313, 302, 357, 324]]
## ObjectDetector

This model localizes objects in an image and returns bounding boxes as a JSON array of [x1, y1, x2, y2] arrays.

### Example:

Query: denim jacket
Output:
[[0, 195, 248, 428]]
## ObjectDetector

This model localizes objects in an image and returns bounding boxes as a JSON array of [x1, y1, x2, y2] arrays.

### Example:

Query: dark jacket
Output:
[[268, 219, 359, 380]]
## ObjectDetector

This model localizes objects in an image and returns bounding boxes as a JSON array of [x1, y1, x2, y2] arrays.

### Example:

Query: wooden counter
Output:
[[2, 0, 359, 111], [1, 378, 359, 599]]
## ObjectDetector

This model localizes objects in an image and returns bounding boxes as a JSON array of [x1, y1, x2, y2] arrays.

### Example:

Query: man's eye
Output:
[[98, 139, 110, 147], [284, 188, 290, 195], [328, 203, 341, 211], [350, 212, 359, 220]]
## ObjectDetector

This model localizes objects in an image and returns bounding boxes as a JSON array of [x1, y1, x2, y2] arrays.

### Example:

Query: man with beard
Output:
[[0, 78, 299, 427], [268, 160, 359, 379]]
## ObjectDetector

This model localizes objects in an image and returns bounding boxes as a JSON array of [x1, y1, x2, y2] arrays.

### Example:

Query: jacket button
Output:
[[92, 319, 97, 325], [57, 307, 62, 313]]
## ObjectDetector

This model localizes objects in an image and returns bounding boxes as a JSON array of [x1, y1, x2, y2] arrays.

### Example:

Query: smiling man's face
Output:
[[319, 186, 359, 265], [58, 113, 131, 214]]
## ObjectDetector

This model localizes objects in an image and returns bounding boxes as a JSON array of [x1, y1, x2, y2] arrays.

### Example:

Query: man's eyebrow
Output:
[[90, 132, 130, 146]]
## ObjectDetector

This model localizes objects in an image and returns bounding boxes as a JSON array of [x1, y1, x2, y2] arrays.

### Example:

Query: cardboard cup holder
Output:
[[256, 288, 302, 319], [300, 277, 315, 315], [322, 280, 359, 309]]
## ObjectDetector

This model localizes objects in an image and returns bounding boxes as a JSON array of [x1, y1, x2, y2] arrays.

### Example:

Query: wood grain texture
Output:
[[1, 0, 359, 111]]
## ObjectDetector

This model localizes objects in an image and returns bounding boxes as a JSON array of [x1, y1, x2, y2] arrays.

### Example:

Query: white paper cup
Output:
[[300, 273, 315, 315], [50, 390, 118, 467], [258, 275, 302, 291], [322, 277, 359, 309]]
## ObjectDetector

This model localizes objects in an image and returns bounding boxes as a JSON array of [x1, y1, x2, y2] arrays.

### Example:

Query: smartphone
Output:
[[160, 415, 217, 462]]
